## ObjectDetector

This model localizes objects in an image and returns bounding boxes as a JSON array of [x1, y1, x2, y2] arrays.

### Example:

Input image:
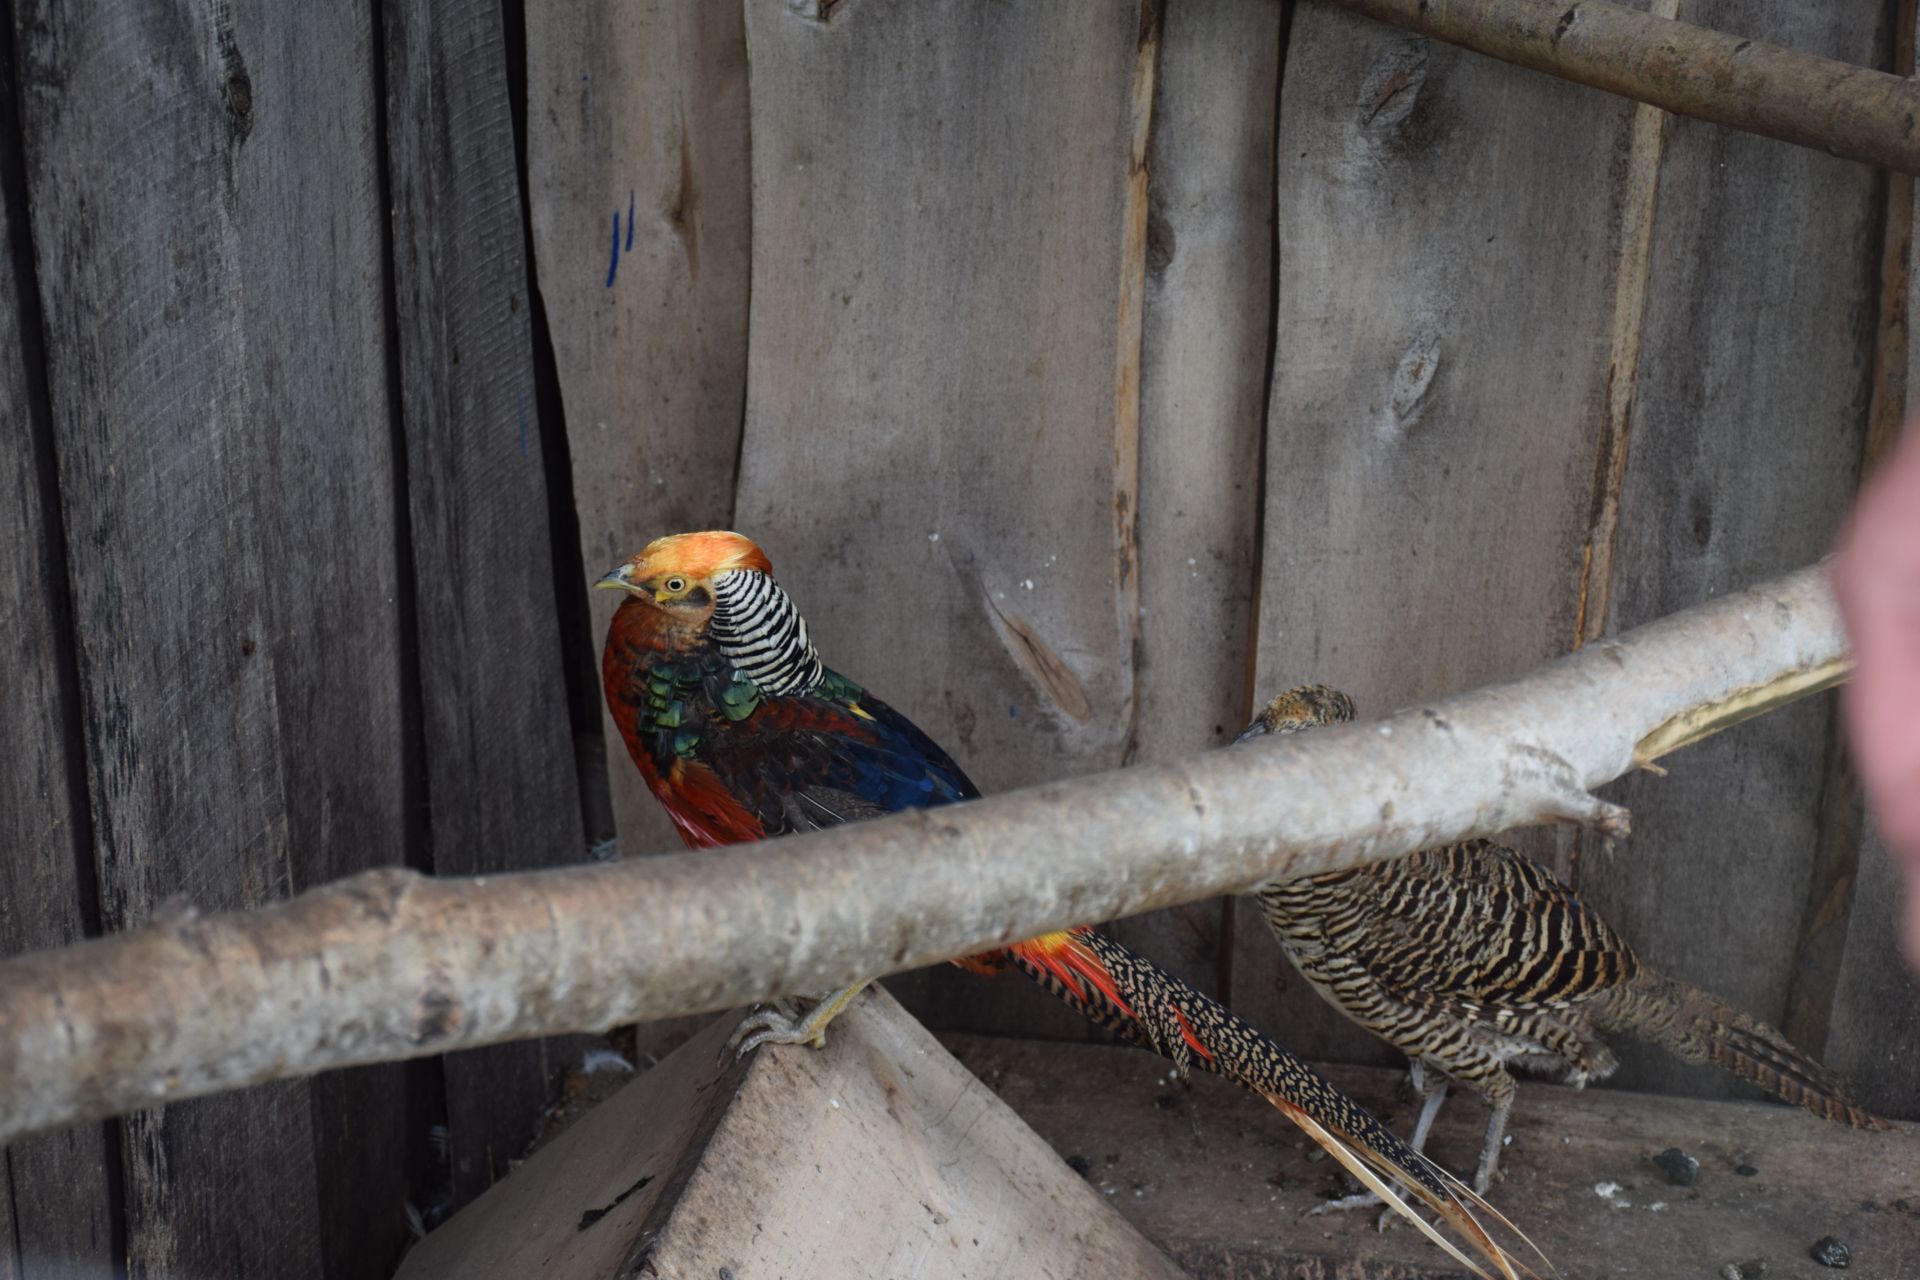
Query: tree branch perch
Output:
[[0, 563, 1848, 1146], [1325, 0, 1920, 177]]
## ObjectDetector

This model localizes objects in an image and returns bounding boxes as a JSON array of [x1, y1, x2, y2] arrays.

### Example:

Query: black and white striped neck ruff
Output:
[[708, 568, 824, 696]]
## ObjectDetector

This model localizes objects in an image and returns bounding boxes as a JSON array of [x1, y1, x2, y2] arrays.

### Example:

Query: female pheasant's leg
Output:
[[1407, 1061, 1451, 1154], [1474, 1076, 1519, 1193], [724, 979, 875, 1057], [1312, 1063, 1451, 1220]]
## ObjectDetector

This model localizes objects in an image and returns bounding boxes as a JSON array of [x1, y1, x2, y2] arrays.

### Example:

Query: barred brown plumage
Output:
[[1240, 685, 1888, 1196]]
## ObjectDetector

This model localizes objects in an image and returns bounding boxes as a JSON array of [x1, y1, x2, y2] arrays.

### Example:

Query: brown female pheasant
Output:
[[1239, 685, 1886, 1196]]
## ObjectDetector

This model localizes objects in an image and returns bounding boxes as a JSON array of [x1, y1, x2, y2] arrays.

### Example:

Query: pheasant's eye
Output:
[[663, 576, 688, 594]]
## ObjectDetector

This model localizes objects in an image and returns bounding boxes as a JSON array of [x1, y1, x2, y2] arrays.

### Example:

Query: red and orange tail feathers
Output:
[[998, 927, 1544, 1280], [1005, 930, 1212, 1063]]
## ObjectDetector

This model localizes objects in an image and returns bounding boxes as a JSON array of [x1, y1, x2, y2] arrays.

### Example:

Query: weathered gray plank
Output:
[[221, 6, 416, 1273], [7, 0, 427, 1270], [1578, 0, 1886, 1101], [1812, 1, 1920, 1128], [0, 1162, 13, 1280], [528, 0, 751, 864], [0, 87, 117, 1280], [1109, 0, 1281, 1000], [384, 0, 587, 1203], [1235, 2, 1647, 1060], [736, 0, 1155, 1040], [1825, 828, 1920, 1121]]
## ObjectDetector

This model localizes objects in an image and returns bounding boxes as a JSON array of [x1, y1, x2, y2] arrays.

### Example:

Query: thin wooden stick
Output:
[[1326, 0, 1920, 176], [0, 563, 1847, 1145]]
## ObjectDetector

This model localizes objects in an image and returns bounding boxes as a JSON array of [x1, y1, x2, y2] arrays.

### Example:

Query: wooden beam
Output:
[[394, 990, 1186, 1280], [0, 561, 1849, 1145], [1325, 0, 1920, 174]]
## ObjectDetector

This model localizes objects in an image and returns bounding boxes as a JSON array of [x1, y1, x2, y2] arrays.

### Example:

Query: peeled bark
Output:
[[0, 563, 1847, 1145]]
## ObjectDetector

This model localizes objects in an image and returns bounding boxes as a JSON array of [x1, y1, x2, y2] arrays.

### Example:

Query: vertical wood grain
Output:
[[738, 0, 1152, 1039], [8, 0, 416, 1268], [1797, 0, 1920, 1122], [232, 5, 416, 1272], [383, 0, 587, 1203], [1782, 0, 1913, 1082], [0, 1165, 13, 1280], [1825, 827, 1920, 1119], [1576, 0, 1886, 1102], [1234, 1, 1646, 1060], [0, 50, 117, 1275], [1109, 0, 1281, 999], [527, 0, 752, 864]]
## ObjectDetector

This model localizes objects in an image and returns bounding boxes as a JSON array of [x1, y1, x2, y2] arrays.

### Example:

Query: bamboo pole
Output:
[[0, 563, 1848, 1145], [1325, 0, 1920, 176]]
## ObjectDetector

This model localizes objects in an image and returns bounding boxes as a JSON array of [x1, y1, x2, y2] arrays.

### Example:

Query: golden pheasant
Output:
[[1239, 684, 1886, 1198], [596, 532, 1540, 1278]]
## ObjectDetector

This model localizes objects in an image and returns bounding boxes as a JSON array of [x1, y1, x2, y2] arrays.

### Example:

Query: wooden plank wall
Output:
[[0, 0, 594, 1273], [1113, 0, 1282, 1000], [382, 0, 588, 1203], [1575, 0, 1890, 1100], [0, 35, 117, 1273], [14, 1, 380, 1272], [4, 0, 1920, 1273]]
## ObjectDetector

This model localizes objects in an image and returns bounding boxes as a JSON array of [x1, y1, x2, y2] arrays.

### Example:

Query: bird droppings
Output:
[[927, 531, 940, 542], [1593, 1180, 1631, 1208], [828, 1098, 840, 1109], [1647, 1200, 1666, 1211], [1021, 578, 1034, 590], [1653, 1146, 1700, 1186], [1809, 1236, 1851, 1268]]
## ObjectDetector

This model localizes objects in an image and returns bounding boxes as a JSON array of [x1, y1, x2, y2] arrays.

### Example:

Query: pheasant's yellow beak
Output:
[[594, 564, 639, 593]]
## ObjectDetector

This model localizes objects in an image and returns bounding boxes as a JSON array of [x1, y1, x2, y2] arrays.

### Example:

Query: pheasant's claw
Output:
[[722, 1002, 823, 1060], [1308, 1190, 1405, 1234], [720, 980, 874, 1061], [1310, 1189, 1383, 1217]]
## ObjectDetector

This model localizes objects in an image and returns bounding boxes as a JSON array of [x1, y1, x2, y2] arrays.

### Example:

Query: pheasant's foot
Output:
[[1308, 1190, 1406, 1232], [1310, 1189, 1382, 1215], [722, 980, 873, 1059]]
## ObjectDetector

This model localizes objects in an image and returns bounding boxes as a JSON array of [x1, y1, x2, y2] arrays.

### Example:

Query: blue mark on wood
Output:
[[625, 190, 635, 252], [607, 210, 620, 287]]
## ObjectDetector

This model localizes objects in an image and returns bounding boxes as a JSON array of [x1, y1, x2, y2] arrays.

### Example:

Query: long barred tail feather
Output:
[[1003, 927, 1548, 1280], [1589, 972, 1887, 1131]]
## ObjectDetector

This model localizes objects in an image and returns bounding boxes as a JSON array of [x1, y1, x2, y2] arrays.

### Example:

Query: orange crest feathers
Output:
[[628, 531, 773, 582]]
